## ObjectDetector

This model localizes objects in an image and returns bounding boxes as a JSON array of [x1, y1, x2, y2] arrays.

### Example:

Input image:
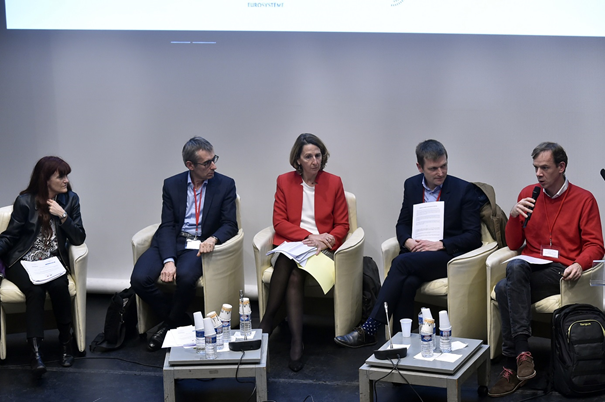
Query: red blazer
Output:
[[272, 170, 350, 251]]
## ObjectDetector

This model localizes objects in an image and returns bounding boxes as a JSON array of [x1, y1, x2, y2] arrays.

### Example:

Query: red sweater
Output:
[[506, 183, 604, 270]]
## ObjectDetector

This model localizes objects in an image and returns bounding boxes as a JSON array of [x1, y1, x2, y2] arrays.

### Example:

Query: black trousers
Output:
[[130, 236, 202, 329], [370, 249, 452, 332], [5, 261, 72, 339]]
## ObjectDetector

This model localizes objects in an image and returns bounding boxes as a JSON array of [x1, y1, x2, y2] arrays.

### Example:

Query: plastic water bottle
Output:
[[204, 318, 217, 360], [195, 327, 205, 353], [440, 327, 452, 353], [421, 318, 434, 358], [193, 311, 205, 353], [220, 304, 232, 341], [418, 310, 424, 328], [239, 298, 252, 336], [207, 311, 224, 348]]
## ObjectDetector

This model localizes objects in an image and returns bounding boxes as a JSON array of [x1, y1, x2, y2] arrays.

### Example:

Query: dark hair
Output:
[[416, 139, 448, 168], [289, 133, 330, 174], [182, 137, 214, 165], [21, 156, 72, 234], [531, 142, 568, 173]]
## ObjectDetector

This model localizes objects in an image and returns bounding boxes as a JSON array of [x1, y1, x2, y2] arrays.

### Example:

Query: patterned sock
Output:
[[361, 318, 382, 336]]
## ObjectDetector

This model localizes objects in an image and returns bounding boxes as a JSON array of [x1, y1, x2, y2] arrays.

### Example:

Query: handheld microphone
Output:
[[523, 186, 541, 228], [601, 168, 605, 182]]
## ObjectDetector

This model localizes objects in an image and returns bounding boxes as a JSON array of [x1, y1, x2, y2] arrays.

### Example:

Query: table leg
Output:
[[255, 364, 267, 402], [446, 379, 461, 402], [163, 366, 175, 402], [358, 369, 373, 402], [476, 353, 490, 387]]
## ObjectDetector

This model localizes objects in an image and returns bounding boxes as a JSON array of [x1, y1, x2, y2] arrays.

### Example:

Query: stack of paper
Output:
[[267, 242, 317, 267], [21, 256, 66, 285]]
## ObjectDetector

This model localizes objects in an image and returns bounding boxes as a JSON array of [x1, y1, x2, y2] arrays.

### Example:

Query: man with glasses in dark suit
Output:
[[131, 136, 238, 351]]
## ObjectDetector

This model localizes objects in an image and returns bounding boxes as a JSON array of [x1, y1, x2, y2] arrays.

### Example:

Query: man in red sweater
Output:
[[488, 142, 605, 397]]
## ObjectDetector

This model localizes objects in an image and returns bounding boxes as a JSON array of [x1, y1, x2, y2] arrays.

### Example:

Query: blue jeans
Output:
[[494, 259, 562, 357]]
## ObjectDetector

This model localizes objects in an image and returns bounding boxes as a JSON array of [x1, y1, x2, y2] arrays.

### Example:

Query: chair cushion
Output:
[[0, 275, 77, 303], [419, 278, 448, 296], [490, 287, 560, 314]]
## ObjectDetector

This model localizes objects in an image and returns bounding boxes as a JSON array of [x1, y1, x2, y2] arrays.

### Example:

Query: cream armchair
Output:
[[132, 195, 244, 334], [382, 222, 498, 341], [486, 246, 604, 359], [253, 191, 365, 337], [0, 205, 88, 359]]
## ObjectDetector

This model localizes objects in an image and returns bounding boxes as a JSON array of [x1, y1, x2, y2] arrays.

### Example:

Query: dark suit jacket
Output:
[[151, 171, 238, 263], [396, 174, 481, 257]]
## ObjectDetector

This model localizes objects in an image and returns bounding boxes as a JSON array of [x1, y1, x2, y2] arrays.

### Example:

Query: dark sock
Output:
[[58, 323, 72, 343], [503, 356, 517, 371], [361, 318, 382, 336], [514, 334, 530, 356]]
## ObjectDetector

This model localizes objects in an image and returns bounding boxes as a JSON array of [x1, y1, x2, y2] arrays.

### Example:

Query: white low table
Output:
[[163, 334, 268, 402], [359, 333, 490, 402]]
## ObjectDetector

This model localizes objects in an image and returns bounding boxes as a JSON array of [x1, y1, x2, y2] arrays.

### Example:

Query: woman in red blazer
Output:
[[260, 133, 349, 372]]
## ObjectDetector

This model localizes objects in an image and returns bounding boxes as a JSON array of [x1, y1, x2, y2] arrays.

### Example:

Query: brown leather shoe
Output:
[[488, 367, 526, 397], [334, 327, 376, 348], [516, 351, 536, 380]]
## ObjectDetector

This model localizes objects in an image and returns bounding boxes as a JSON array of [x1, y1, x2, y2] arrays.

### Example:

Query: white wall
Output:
[[1, 22, 605, 297]]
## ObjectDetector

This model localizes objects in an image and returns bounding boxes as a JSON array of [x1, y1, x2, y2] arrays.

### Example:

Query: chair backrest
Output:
[[0, 206, 13, 232], [345, 191, 357, 233]]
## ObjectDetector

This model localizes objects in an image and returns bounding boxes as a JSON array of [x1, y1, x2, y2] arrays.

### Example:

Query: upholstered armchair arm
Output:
[[446, 241, 498, 340], [333, 227, 365, 336], [252, 226, 275, 319], [131, 224, 159, 264], [486, 247, 520, 295], [68, 243, 88, 353], [381, 237, 400, 279], [561, 262, 604, 306], [201, 228, 245, 315]]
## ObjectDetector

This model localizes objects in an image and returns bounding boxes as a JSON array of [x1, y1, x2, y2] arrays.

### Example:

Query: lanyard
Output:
[[422, 188, 442, 202], [193, 183, 204, 235], [543, 187, 569, 246]]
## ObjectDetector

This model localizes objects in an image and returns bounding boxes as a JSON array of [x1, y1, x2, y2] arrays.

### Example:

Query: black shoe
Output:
[[334, 327, 376, 348], [288, 343, 304, 372], [147, 326, 169, 352], [28, 337, 47, 378], [288, 357, 305, 372], [60, 336, 75, 367]]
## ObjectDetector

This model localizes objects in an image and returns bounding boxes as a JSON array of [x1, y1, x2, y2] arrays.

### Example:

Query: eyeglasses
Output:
[[195, 155, 219, 168]]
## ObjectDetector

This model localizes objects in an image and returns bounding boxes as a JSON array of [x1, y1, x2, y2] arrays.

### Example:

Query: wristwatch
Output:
[[60, 212, 67, 219]]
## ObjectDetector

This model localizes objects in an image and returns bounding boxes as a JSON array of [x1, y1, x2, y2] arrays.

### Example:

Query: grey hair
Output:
[[182, 137, 214, 165]]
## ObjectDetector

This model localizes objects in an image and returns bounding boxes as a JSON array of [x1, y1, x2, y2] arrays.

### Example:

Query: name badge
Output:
[[541, 245, 559, 259], [186, 239, 202, 250]]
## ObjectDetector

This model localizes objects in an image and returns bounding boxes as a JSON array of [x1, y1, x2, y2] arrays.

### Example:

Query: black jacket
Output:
[[0, 191, 86, 270]]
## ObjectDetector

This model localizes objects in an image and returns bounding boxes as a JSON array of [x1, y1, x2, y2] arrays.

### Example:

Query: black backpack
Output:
[[549, 303, 605, 397], [361, 256, 381, 323], [89, 288, 138, 352]]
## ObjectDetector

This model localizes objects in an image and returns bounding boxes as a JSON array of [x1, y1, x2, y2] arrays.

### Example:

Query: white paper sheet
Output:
[[503, 255, 552, 265], [20, 256, 66, 285], [412, 201, 444, 241]]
